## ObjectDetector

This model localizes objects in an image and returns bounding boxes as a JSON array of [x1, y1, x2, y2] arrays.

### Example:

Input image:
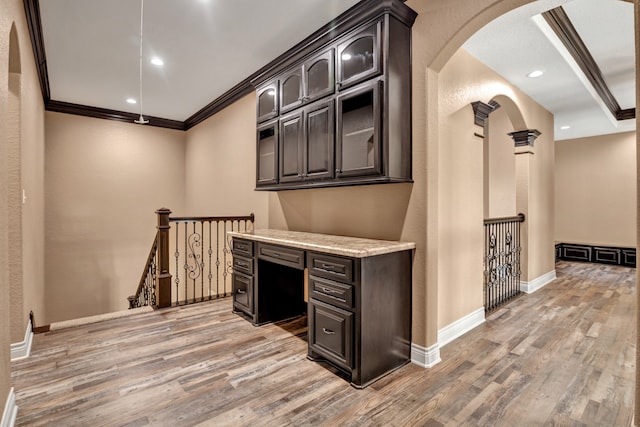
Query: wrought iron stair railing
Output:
[[483, 213, 525, 312], [129, 208, 254, 309]]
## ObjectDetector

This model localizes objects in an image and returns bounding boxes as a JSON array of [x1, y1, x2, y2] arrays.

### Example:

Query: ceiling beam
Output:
[[542, 6, 635, 121]]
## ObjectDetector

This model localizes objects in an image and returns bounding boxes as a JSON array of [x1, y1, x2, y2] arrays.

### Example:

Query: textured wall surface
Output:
[[556, 132, 636, 247]]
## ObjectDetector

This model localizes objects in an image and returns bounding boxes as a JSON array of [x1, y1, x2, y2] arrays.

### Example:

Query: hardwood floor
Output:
[[11, 261, 636, 426]]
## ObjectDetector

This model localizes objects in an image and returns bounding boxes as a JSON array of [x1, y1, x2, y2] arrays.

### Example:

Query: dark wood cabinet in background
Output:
[[253, 0, 416, 190]]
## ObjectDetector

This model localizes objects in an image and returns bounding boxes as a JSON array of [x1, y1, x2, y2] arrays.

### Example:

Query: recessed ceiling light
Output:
[[527, 70, 544, 78], [126, 98, 137, 104], [560, 125, 571, 130], [151, 57, 164, 66]]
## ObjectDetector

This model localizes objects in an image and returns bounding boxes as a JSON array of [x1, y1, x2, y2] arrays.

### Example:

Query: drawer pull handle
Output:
[[322, 328, 335, 335], [320, 263, 338, 271], [237, 289, 246, 294], [320, 287, 341, 295]]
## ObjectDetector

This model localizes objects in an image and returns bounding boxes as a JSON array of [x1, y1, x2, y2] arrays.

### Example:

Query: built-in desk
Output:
[[227, 229, 415, 388]]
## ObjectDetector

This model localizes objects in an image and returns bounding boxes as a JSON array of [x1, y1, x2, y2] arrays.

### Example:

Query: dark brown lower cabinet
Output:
[[230, 234, 413, 388], [308, 299, 353, 370]]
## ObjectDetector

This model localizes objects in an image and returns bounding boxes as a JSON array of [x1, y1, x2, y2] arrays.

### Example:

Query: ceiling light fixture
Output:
[[527, 70, 544, 78], [134, 0, 149, 124], [151, 57, 164, 66]]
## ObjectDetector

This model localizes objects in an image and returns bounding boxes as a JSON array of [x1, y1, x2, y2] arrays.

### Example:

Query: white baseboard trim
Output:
[[437, 307, 485, 348], [520, 270, 557, 294], [1, 388, 17, 427], [10, 319, 33, 361], [411, 342, 441, 368]]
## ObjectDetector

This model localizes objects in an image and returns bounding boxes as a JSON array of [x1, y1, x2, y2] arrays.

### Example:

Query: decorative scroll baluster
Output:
[[483, 214, 524, 312]]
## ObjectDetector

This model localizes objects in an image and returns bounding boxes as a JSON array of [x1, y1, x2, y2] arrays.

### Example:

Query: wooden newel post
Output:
[[156, 208, 172, 308]]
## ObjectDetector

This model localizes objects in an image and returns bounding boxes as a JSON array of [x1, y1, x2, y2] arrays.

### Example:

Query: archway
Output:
[[8, 22, 24, 345]]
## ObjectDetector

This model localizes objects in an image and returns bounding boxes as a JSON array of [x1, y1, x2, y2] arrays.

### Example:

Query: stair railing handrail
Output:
[[129, 208, 255, 309], [128, 232, 159, 308]]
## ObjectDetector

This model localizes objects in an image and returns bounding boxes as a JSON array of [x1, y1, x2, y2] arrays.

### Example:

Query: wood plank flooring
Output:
[[11, 261, 636, 426]]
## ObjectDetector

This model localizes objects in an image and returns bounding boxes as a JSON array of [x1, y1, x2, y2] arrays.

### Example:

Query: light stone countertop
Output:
[[227, 229, 415, 258]]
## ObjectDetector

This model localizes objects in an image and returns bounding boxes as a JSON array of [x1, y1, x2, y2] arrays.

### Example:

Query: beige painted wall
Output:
[[487, 108, 517, 218], [185, 93, 269, 229], [436, 48, 553, 327], [1, 0, 46, 410], [556, 132, 636, 247], [45, 112, 186, 323]]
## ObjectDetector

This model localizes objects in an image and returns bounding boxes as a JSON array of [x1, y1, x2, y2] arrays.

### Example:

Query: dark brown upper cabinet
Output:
[[336, 80, 381, 178], [252, 0, 416, 191], [256, 81, 279, 123], [337, 21, 382, 91], [280, 49, 335, 115], [256, 119, 278, 186], [279, 110, 304, 183], [279, 99, 335, 184]]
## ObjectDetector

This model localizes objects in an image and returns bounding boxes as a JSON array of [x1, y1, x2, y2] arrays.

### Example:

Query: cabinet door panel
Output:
[[279, 111, 304, 183], [256, 120, 278, 186], [305, 100, 334, 181], [337, 21, 381, 90], [304, 49, 335, 103], [309, 298, 353, 369], [336, 80, 382, 178], [256, 82, 278, 123], [280, 68, 303, 113], [233, 272, 253, 315]]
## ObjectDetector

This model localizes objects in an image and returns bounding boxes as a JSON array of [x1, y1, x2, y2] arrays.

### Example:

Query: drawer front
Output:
[[309, 298, 353, 369], [232, 272, 253, 315], [232, 255, 253, 275], [258, 243, 304, 270], [232, 238, 253, 258], [309, 275, 353, 310], [308, 252, 354, 283]]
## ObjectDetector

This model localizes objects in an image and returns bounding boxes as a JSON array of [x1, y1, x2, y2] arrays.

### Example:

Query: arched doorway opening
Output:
[[8, 22, 24, 345]]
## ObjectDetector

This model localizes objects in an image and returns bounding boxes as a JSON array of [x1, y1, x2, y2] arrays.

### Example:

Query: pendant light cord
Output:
[[135, 0, 149, 124]]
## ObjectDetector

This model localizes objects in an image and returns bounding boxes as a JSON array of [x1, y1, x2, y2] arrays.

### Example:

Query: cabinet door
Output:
[[232, 272, 253, 315], [256, 120, 278, 186], [279, 67, 304, 114], [279, 110, 304, 183], [337, 21, 382, 90], [304, 49, 335, 104], [309, 298, 353, 369], [336, 80, 382, 178], [256, 81, 278, 123], [304, 100, 334, 181]]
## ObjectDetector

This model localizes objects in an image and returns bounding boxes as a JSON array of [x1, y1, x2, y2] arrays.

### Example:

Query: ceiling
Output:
[[464, 0, 634, 140], [37, 0, 635, 139]]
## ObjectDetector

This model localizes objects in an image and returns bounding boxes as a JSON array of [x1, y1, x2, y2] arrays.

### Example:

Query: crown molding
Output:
[[542, 6, 635, 121], [46, 100, 185, 130], [24, 0, 415, 131]]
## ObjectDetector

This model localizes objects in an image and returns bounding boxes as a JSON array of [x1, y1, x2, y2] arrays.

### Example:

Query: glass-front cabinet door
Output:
[[280, 68, 303, 114], [336, 80, 381, 178], [256, 81, 278, 123], [303, 49, 335, 104], [256, 120, 278, 186], [279, 111, 304, 183], [305, 100, 334, 181], [337, 21, 381, 90]]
